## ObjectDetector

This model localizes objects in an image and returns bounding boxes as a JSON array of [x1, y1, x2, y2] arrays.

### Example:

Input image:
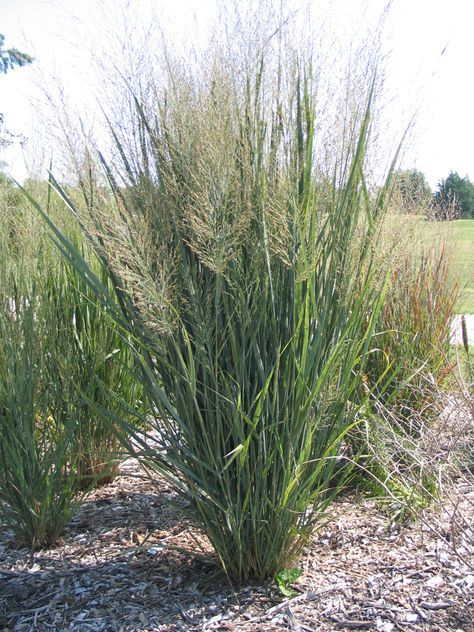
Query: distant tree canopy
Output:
[[0, 35, 33, 152], [393, 168, 432, 213], [434, 171, 474, 220], [0, 34, 33, 74]]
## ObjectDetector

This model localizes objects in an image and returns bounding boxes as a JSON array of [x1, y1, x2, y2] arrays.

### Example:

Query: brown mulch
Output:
[[0, 460, 472, 632], [1, 397, 474, 632]]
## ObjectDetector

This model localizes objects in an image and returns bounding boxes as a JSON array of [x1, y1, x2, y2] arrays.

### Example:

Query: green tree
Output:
[[393, 168, 432, 213], [0, 34, 33, 152], [434, 171, 474, 219], [0, 34, 33, 74]]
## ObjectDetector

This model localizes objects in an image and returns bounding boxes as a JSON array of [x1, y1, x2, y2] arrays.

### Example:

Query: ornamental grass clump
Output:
[[349, 234, 460, 514], [0, 267, 80, 548], [45, 235, 146, 490], [30, 34, 395, 580], [0, 183, 79, 547], [365, 244, 459, 424], [28, 178, 146, 489], [0, 176, 144, 547]]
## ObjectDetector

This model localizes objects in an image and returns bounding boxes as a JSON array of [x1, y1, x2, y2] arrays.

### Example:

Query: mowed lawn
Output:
[[450, 219, 474, 313]]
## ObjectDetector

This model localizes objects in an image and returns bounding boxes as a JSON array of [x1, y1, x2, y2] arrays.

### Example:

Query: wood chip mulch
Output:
[[0, 456, 473, 631]]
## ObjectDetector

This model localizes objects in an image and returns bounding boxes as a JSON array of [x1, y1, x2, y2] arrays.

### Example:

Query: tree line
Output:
[[394, 168, 474, 220]]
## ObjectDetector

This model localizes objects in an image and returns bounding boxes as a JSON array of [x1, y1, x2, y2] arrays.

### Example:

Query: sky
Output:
[[1, 0, 473, 189]]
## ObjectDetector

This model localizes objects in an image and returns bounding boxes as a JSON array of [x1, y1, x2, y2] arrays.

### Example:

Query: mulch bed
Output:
[[2, 395, 474, 632], [1, 454, 473, 632]]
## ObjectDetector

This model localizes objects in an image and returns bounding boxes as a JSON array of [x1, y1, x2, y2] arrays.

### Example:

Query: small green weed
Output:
[[275, 568, 302, 597]]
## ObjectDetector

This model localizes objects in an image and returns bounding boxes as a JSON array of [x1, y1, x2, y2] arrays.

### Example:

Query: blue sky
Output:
[[1, 0, 473, 189]]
